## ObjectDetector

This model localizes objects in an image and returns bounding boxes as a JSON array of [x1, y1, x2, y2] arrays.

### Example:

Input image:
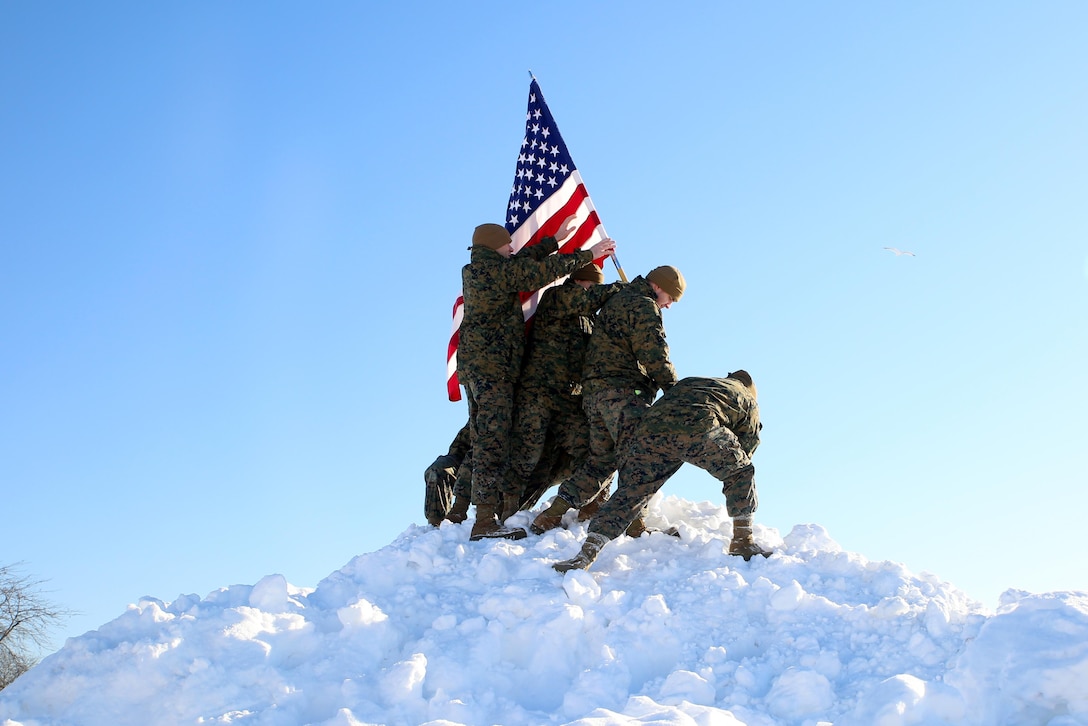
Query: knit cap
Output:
[[646, 265, 686, 300], [571, 262, 604, 283], [470, 223, 511, 250]]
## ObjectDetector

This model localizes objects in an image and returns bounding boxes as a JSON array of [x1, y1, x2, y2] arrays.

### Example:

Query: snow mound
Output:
[[2, 496, 1086, 726]]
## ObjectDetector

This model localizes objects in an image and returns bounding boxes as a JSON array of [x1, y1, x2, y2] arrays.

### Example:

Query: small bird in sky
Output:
[[883, 247, 916, 257]]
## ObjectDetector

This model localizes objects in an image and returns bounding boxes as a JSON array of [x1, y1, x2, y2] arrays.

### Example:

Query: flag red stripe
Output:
[[446, 295, 464, 401], [523, 185, 590, 249], [558, 209, 601, 254]]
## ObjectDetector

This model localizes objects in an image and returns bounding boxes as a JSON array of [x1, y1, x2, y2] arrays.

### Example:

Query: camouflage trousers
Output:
[[588, 423, 758, 541], [508, 386, 589, 484], [511, 431, 578, 511], [462, 373, 515, 508], [556, 387, 654, 508]]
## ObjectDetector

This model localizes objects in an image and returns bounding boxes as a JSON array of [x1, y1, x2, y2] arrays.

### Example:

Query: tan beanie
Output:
[[646, 265, 686, 301], [571, 262, 604, 283], [471, 223, 512, 251], [727, 369, 757, 398]]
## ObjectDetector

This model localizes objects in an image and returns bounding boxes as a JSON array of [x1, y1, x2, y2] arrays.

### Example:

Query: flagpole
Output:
[[598, 223, 629, 283], [609, 253, 629, 283]]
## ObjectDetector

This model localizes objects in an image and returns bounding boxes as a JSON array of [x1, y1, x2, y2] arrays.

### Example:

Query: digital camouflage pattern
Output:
[[423, 423, 471, 526], [508, 278, 623, 500], [458, 238, 593, 382], [587, 375, 762, 541], [557, 386, 656, 507], [461, 374, 516, 508], [425, 420, 584, 525], [552, 275, 678, 508], [510, 427, 580, 511], [458, 237, 594, 507], [519, 278, 623, 395], [580, 275, 677, 397], [508, 388, 588, 486]]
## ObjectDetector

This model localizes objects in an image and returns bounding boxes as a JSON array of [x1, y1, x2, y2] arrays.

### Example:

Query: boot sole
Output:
[[469, 528, 528, 542], [728, 550, 772, 561]]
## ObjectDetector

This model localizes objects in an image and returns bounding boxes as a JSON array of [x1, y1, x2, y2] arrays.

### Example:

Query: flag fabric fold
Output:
[[446, 78, 610, 402]]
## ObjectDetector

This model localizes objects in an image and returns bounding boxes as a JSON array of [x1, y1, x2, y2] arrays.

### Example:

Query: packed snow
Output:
[[2, 496, 1087, 726]]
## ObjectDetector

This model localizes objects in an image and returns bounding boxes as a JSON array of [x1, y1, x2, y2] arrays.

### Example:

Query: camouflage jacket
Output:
[[581, 275, 677, 396], [435, 422, 471, 470], [520, 278, 624, 394], [458, 237, 593, 381], [640, 376, 761, 456]]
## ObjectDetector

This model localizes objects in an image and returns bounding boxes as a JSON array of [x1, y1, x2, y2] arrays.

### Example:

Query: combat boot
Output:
[[728, 516, 772, 561], [469, 504, 527, 541], [575, 490, 608, 522], [553, 532, 609, 573], [625, 516, 648, 537], [500, 492, 521, 522], [530, 496, 572, 534], [445, 496, 470, 524]]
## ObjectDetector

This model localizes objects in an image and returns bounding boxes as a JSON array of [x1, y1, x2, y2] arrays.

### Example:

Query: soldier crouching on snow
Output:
[[424, 421, 583, 527], [553, 370, 772, 572], [424, 422, 473, 527]]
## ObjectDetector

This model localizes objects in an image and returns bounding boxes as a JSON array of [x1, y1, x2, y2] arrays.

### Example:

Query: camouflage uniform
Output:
[[561, 275, 678, 507], [426, 421, 575, 525], [459, 238, 593, 508], [588, 375, 761, 541], [508, 278, 623, 496], [513, 427, 577, 510], [423, 423, 472, 526]]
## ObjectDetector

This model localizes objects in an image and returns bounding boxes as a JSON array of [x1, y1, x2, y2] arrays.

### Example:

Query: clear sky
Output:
[[2, 2, 1086, 650]]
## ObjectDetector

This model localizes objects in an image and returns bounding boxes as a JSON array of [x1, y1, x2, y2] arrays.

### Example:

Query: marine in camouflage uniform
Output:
[[458, 222, 614, 540], [506, 264, 623, 518], [553, 371, 773, 572], [531, 266, 685, 534], [425, 421, 580, 526], [423, 423, 472, 526]]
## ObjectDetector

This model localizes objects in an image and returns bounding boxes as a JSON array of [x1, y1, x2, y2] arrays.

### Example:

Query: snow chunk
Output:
[[337, 598, 388, 628], [783, 523, 843, 553], [770, 580, 805, 612], [658, 669, 716, 706], [562, 570, 602, 606], [766, 667, 834, 721], [248, 574, 304, 614]]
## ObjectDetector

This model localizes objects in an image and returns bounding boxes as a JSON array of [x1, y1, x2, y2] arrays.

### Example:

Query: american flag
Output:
[[446, 77, 613, 402]]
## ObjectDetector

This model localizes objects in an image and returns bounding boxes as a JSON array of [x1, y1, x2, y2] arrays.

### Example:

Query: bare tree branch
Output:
[[0, 563, 74, 690]]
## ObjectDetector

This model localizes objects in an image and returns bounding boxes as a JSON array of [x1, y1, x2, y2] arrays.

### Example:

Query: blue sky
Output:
[[2, 2, 1085, 649]]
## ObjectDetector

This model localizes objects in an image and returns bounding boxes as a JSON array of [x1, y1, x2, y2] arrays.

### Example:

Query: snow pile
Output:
[[2, 496, 1087, 726]]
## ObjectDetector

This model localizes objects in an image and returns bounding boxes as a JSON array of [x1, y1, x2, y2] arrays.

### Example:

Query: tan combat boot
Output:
[[575, 490, 608, 522], [470, 504, 527, 541], [500, 492, 521, 522], [625, 516, 648, 537], [530, 496, 572, 534], [445, 496, 470, 524], [553, 532, 609, 573], [728, 516, 772, 561]]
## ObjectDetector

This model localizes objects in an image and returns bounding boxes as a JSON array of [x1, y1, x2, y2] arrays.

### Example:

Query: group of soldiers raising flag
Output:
[[426, 76, 770, 571], [426, 215, 771, 572]]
